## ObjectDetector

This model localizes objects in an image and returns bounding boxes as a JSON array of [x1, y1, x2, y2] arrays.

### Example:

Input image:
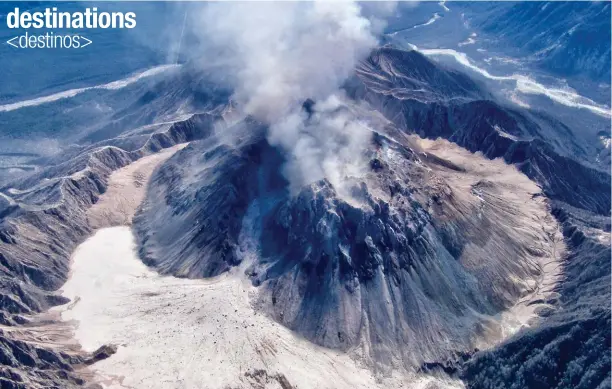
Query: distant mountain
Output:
[[349, 47, 610, 215], [460, 1, 611, 83]]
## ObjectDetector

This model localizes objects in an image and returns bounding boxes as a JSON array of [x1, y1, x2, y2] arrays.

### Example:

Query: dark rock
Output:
[[83, 345, 118, 366]]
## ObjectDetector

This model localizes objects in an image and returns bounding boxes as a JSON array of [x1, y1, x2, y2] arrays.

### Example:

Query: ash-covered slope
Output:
[[350, 47, 610, 215], [134, 103, 562, 369], [347, 46, 611, 388], [255, 138, 561, 366], [348, 47, 486, 103], [462, 202, 611, 389], [134, 119, 286, 278]]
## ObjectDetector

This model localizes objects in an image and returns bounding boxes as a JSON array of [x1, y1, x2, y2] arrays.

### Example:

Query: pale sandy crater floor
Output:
[[55, 226, 462, 389]]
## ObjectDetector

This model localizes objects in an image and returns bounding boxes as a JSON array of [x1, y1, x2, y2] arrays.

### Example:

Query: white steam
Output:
[[268, 95, 373, 194], [191, 1, 392, 191]]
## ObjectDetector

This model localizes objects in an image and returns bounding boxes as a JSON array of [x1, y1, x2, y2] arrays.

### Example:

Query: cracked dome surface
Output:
[[134, 115, 563, 369]]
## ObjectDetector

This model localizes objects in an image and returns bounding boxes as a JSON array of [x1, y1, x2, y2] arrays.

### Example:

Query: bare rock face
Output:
[[134, 119, 288, 278], [251, 136, 561, 367], [0, 330, 86, 389]]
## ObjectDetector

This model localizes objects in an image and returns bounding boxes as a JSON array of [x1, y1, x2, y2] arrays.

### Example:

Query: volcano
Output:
[[0, 3, 610, 389], [132, 97, 564, 372]]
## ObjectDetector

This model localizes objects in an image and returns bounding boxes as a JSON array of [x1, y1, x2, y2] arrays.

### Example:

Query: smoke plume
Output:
[[190, 1, 393, 191]]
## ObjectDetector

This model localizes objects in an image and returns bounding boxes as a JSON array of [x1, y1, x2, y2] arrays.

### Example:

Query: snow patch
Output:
[[417, 47, 611, 118], [0, 64, 181, 113]]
